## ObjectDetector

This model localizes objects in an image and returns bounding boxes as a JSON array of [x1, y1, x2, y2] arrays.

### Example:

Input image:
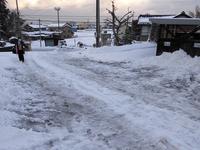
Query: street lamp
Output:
[[54, 7, 61, 31]]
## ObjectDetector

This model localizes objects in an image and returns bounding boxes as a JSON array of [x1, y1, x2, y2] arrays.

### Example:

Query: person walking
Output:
[[16, 39, 25, 62]]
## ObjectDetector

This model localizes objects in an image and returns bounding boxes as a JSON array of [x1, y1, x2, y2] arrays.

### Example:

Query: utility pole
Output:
[[16, 0, 21, 38], [112, 1, 115, 36], [111, 0, 116, 45], [54, 7, 61, 31], [96, 0, 100, 47], [39, 19, 42, 47]]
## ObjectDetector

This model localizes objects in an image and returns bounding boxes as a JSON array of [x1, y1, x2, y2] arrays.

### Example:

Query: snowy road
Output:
[[0, 46, 200, 150]]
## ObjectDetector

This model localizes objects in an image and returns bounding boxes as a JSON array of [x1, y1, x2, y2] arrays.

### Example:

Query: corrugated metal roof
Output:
[[150, 18, 200, 25], [138, 16, 174, 25]]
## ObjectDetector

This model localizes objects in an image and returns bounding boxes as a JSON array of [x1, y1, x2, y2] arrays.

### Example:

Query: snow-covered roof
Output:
[[138, 12, 193, 25], [9, 37, 18, 41], [138, 15, 174, 25], [48, 23, 66, 28], [28, 24, 47, 29], [26, 34, 49, 37], [48, 23, 73, 28], [22, 31, 60, 36]]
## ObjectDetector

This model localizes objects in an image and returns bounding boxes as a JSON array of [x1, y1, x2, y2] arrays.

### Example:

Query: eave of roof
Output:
[[150, 18, 200, 25], [138, 15, 174, 25]]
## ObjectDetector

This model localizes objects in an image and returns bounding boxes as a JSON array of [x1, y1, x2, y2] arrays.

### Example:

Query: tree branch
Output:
[[119, 11, 132, 22]]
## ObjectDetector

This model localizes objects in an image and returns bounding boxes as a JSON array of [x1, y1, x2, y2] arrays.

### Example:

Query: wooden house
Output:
[[48, 23, 74, 38], [48, 23, 66, 31], [149, 11, 193, 42], [149, 12, 200, 57], [137, 14, 174, 41], [23, 23, 47, 32]]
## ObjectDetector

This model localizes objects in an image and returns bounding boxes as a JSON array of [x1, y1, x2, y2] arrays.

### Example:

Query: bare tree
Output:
[[189, 5, 200, 18], [106, 0, 133, 46]]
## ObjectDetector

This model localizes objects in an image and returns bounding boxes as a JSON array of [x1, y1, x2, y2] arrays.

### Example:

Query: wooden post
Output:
[[39, 19, 42, 47]]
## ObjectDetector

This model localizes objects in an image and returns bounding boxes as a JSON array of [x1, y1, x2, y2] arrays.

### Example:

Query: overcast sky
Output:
[[7, 0, 199, 21]]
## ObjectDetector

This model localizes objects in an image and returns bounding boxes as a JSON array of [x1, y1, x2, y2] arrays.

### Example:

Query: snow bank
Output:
[[69, 42, 157, 62], [65, 30, 96, 47]]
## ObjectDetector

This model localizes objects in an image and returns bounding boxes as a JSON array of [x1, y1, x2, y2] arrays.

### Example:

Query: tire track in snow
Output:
[[25, 52, 188, 150], [0, 53, 159, 150]]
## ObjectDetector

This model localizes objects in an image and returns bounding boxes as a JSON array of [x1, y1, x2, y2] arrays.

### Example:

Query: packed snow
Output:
[[0, 30, 200, 150]]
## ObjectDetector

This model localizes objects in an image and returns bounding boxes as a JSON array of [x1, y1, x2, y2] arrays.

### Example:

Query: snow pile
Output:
[[65, 30, 96, 47], [69, 42, 157, 62]]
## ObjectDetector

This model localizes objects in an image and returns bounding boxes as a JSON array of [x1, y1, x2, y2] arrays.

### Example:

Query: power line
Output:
[[21, 16, 112, 23], [24, 18, 121, 24], [21, 14, 112, 18]]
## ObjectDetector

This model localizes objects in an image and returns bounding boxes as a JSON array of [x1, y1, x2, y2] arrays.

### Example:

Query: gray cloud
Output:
[[7, 0, 199, 22]]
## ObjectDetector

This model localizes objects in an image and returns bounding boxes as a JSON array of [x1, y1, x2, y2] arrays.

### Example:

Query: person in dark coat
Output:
[[16, 39, 25, 62]]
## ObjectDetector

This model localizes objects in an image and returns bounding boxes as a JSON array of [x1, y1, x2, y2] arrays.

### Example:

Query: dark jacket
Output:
[[17, 40, 25, 55]]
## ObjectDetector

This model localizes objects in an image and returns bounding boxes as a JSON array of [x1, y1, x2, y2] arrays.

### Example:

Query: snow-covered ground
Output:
[[0, 30, 200, 150], [65, 30, 97, 47]]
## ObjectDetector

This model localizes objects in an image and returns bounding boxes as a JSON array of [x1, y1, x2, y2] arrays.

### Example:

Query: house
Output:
[[22, 22, 74, 41], [77, 22, 96, 30], [137, 14, 174, 41], [60, 26, 74, 39], [149, 12, 200, 57], [22, 31, 55, 41], [149, 11, 193, 42], [48, 23, 72, 31], [67, 21, 78, 32], [48, 22, 74, 39], [102, 22, 113, 29], [23, 23, 47, 32], [137, 11, 193, 41], [22, 23, 57, 41]]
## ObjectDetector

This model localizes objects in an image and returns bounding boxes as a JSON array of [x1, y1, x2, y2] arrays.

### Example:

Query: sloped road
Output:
[[2, 50, 200, 150]]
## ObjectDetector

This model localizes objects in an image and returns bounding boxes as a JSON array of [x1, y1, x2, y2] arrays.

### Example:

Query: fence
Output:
[[157, 38, 200, 57]]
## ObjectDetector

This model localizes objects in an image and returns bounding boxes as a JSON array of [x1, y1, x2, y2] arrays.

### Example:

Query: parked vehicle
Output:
[[0, 41, 6, 47], [0, 40, 15, 52]]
